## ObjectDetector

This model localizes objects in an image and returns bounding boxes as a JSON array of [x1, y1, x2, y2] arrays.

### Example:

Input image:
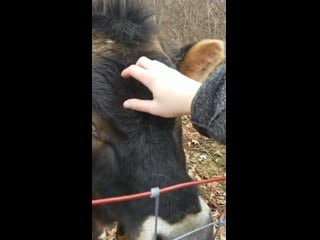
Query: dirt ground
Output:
[[105, 116, 226, 239], [182, 115, 226, 240]]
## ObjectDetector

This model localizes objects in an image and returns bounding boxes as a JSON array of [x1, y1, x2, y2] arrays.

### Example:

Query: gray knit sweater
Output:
[[191, 64, 226, 144]]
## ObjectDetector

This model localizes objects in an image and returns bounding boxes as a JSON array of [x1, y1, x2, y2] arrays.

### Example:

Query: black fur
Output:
[[92, 0, 206, 238], [92, 0, 159, 47], [92, 52, 201, 225]]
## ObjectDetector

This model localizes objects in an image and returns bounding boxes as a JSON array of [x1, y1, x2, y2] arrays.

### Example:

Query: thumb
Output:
[[123, 99, 155, 114]]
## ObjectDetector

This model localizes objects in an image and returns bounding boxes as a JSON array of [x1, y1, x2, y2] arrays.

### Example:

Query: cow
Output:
[[92, 0, 225, 239]]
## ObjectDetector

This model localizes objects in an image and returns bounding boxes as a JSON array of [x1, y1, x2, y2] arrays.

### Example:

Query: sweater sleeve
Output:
[[190, 64, 226, 144]]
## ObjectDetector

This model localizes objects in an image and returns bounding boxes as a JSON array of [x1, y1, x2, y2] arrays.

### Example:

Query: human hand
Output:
[[121, 56, 201, 118]]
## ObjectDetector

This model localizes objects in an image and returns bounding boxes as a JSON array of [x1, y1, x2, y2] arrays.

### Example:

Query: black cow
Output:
[[92, 1, 225, 239]]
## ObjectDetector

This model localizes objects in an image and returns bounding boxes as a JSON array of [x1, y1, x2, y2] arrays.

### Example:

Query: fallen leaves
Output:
[[182, 115, 226, 239]]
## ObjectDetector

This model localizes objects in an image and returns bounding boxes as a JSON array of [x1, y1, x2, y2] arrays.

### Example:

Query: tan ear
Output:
[[178, 39, 225, 82]]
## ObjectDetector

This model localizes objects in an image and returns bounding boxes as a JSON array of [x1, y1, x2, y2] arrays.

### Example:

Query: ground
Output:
[[106, 116, 226, 239], [182, 115, 226, 240]]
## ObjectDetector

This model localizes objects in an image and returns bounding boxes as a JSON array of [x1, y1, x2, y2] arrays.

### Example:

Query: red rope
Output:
[[92, 176, 226, 206]]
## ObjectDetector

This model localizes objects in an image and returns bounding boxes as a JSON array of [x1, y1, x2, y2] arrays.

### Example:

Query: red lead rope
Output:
[[92, 176, 226, 206]]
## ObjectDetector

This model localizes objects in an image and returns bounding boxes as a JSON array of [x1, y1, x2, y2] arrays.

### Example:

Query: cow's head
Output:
[[92, 0, 224, 239]]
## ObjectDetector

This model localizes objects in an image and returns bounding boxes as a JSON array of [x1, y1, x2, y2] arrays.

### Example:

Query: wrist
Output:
[[183, 82, 201, 115]]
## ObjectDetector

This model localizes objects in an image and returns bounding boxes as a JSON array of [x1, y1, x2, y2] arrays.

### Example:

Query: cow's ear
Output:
[[177, 39, 225, 82]]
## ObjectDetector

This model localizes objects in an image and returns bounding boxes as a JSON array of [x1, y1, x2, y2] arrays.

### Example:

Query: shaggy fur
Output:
[[92, 1, 213, 239]]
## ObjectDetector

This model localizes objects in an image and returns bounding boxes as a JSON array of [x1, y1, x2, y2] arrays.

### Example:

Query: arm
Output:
[[191, 64, 226, 144]]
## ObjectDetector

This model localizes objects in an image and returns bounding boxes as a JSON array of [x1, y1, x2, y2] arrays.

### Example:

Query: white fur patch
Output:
[[97, 230, 107, 240], [136, 197, 212, 239]]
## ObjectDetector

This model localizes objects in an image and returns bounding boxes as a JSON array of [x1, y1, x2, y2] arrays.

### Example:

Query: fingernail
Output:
[[123, 101, 131, 108]]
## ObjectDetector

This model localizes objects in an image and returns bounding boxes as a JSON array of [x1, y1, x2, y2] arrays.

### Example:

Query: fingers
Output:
[[121, 57, 154, 77], [123, 99, 155, 115], [121, 65, 152, 89], [136, 56, 154, 69], [136, 57, 170, 70], [121, 56, 171, 94]]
